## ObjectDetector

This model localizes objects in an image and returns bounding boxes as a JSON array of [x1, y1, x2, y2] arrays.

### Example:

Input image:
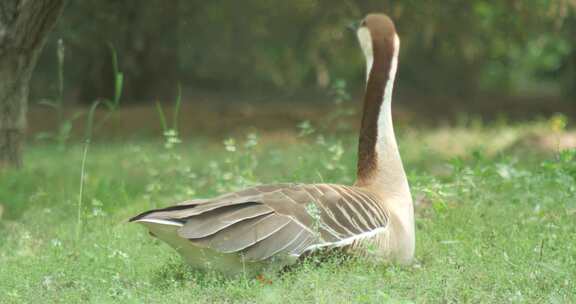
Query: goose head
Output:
[[355, 14, 399, 85]]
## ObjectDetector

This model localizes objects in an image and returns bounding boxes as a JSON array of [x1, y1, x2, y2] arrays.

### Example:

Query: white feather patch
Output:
[[134, 218, 184, 227], [302, 226, 387, 252], [356, 27, 373, 82]]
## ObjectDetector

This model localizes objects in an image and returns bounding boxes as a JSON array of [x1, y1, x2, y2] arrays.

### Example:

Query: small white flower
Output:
[[51, 239, 62, 247], [224, 138, 237, 152]]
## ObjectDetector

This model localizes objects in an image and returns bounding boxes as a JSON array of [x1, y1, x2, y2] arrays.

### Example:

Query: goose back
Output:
[[131, 183, 390, 265]]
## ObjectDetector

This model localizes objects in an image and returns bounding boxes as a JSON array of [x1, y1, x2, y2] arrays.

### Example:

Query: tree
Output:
[[0, 0, 64, 168]]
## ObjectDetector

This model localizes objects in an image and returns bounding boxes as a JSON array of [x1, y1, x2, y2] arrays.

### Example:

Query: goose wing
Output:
[[130, 183, 389, 261]]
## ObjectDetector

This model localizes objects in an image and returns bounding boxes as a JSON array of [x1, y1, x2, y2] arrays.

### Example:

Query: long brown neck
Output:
[[356, 38, 391, 183], [355, 35, 408, 196]]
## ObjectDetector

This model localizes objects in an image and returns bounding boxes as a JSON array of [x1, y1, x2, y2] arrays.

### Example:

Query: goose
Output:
[[130, 13, 414, 276]]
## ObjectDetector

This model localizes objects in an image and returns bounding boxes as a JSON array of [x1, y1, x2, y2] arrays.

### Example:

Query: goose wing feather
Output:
[[188, 213, 292, 253], [241, 221, 311, 261], [178, 203, 273, 239], [131, 183, 389, 261]]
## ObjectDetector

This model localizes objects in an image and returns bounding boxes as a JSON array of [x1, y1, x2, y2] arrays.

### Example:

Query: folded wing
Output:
[[130, 183, 388, 261]]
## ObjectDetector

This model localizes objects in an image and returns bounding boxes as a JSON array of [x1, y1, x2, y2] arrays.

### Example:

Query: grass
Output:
[[0, 121, 575, 303]]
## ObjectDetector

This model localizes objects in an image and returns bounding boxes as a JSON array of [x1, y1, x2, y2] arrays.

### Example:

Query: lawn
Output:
[[0, 120, 575, 303]]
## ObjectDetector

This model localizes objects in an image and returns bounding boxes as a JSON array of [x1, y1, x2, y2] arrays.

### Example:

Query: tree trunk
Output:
[[0, 0, 64, 168]]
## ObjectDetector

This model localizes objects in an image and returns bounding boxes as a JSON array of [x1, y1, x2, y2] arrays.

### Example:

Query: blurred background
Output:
[[28, 0, 575, 139], [4, 2, 576, 300]]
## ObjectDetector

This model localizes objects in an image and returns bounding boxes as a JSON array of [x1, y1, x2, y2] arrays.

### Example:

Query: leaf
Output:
[[432, 200, 448, 214], [114, 73, 124, 105], [155, 101, 168, 132]]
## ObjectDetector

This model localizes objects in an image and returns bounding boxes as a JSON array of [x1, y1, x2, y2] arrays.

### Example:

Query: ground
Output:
[[0, 120, 575, 303]]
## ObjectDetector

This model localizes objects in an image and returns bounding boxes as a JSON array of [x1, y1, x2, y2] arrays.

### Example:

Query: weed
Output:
[[36, 39, 81, 149], [0, 122, 575, 303], [36, 42, 125, 148], [155, 83, 183, 149]]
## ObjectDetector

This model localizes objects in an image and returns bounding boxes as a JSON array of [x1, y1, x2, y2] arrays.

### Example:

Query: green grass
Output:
[[0, 123, 575, 303]]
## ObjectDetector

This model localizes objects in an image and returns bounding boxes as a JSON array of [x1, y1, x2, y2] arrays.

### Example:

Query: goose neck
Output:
[[356, 34, 408, 197]]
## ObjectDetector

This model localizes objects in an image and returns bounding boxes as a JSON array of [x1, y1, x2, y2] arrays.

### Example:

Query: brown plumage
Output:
[[131, 184, 388, 259], [357, 16, 397, 181], [131, 13, 415, 276]]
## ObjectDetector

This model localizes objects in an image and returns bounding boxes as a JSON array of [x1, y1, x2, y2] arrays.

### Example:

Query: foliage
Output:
[[35, 43, 124, 148], [155, 83, 183, 149], [35, 39, 75, 149], [31, 0, 576, 102], [0, 122, 574, 303]]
